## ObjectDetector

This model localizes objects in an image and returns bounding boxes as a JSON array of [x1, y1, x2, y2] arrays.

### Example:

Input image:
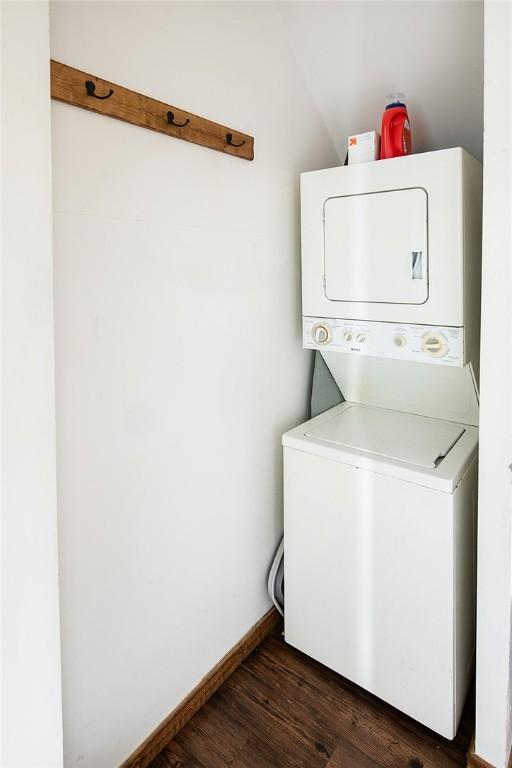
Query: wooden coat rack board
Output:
[[50, 60, 254, 161]]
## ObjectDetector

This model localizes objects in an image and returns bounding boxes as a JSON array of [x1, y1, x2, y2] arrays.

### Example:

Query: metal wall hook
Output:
[[226, 133, 245, 148], [167, 110, 190, 128], [85, 80, 114, 100]]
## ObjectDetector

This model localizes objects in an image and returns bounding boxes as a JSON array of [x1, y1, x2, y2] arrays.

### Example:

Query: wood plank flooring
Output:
[[149, 630, 473, 768]]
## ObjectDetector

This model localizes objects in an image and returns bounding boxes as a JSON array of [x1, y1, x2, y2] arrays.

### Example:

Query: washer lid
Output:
[[305, 404, 465, 469]]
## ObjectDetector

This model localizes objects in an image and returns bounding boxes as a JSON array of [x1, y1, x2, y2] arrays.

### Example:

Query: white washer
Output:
[[283, 401, 477, 739]]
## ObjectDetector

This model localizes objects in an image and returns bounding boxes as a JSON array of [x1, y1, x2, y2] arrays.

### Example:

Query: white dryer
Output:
[[283, 148, 482, 739]]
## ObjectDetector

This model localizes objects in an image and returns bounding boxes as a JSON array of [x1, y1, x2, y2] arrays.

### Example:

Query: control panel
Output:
[[304, 317, 464, 367]]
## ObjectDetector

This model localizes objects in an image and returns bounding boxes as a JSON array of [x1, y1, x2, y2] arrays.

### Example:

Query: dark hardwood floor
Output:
[[149, 629, 474, 768]]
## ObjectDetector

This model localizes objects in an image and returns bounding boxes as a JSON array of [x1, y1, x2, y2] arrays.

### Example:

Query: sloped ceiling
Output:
[[276, 1, 483, 163]]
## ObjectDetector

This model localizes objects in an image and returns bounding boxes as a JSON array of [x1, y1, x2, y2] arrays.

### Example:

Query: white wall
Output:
[[277, 1, 483, 162], [1, 2, 63, 766], [475, 2, 512, 766], [49, 2, 337, 766]]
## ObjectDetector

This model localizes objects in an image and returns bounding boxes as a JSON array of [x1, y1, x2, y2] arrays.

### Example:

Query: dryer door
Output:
[[324, 187, 428, 305]]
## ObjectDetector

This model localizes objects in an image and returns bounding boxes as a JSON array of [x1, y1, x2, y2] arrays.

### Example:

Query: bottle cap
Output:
[[386, 92, 406, 108]]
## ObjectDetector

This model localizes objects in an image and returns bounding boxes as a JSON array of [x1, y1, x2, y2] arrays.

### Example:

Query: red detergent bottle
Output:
[[380, 93, 412, 160]]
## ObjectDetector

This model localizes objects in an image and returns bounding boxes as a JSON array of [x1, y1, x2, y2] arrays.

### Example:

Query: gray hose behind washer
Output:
[[267, 539, 284, 616], [267, 352, 343, 614]]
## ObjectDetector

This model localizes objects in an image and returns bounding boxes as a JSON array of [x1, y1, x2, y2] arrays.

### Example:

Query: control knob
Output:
[[312, 323, 331, 345], [421, 331, 448, 358]]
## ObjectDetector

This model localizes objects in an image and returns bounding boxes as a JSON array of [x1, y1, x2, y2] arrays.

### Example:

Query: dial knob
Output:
[[394, 334, 407, 348], [344, 331, 353, 342], [312, 323, 331, 345], [421, 331, 448, 358], [356, 332, 366, 344]]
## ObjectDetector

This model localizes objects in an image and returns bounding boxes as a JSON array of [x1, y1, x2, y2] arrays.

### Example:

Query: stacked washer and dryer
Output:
[[282, 148, 482, 739]]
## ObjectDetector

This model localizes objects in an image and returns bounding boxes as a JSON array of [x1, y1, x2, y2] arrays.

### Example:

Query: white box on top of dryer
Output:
[[348, 131, 380, 164], [300, 148, 482, 364]]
